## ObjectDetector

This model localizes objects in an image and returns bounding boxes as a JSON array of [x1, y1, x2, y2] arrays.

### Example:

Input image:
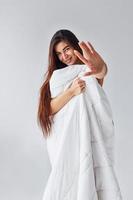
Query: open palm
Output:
[[74, 41, 107, 78]]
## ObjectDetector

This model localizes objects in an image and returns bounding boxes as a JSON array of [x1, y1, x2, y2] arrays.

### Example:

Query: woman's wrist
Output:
[[95, 63, 107, 79], [66, 87, 75, 97]]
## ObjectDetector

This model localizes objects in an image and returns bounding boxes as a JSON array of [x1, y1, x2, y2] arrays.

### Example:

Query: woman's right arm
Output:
[[50, 78, 86, 115]]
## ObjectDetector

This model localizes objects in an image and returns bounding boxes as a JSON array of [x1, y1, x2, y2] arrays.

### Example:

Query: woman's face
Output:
[[54, 41, 81, 65]]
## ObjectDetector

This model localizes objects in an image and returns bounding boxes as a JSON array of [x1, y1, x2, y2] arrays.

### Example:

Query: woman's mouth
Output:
[[65, 58, 72, 63]]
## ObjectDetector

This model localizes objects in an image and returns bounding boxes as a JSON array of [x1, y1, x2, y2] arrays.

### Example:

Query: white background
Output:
[[0, 0, 132, 199]]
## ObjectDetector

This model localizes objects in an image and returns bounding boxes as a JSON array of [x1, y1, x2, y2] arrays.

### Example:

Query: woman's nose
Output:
[[62, 52, 68, 60]]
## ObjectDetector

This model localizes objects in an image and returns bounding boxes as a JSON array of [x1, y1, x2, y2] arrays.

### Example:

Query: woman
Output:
[[37, 29, 107, 137], [38, 29, 122, 200]]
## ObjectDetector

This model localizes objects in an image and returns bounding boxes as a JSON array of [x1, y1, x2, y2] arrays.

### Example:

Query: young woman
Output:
[[37, 29, 107, 137], [38, 29, 122, 200]]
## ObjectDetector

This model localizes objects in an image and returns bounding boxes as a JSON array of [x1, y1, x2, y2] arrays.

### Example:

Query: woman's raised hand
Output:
[[69, 77, 86, 96], [74, 41, 107, 79]]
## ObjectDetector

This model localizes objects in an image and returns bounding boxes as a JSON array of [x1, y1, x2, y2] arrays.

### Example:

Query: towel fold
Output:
[[42, 64, 123, 200]]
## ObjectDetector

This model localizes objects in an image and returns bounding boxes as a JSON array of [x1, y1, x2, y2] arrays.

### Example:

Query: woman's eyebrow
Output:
[[56, 45, 70, 54], [63, 45, 69, 50]]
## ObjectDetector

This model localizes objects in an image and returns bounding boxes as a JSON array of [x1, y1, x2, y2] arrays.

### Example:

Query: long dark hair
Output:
[[37, 29, 83, 138]]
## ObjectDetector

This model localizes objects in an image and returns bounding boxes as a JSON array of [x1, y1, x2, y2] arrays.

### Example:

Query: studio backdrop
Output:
[[0, 0, 132, 199]]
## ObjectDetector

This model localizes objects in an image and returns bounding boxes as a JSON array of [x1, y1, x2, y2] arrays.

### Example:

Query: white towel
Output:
[[42, 64, 123, 200]]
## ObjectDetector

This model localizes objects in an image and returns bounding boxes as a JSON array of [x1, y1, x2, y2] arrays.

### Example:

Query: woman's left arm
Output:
[[95, 63, 108, 87]]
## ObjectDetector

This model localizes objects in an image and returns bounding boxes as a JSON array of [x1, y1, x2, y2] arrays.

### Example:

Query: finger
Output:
[[79, 82, 86, 86], [89, 66, 97, 72], [78, 41, 92, 56], [83, 71, 97, 76], [72, 77, 80, 84], [81, 85, 86, 89], [85, 65, 96, 72], [86, 42, 95, 54], [74, 77, 85, 84], [74, 50, 88, 65], [77, 80, 86, 84], [83, 67, 97, 76], [75, 77, 81, 80], [81, 87, 86, 92]]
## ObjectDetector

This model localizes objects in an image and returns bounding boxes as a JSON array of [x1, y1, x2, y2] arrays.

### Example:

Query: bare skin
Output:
[[74, 41, 107, 87], [50, 78, 86, 115], [50, 41, 107, 115], [74, 41, 107, 79]]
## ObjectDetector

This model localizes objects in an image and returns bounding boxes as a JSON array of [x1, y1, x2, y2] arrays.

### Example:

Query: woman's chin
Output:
[[67, 60, 77, 65]]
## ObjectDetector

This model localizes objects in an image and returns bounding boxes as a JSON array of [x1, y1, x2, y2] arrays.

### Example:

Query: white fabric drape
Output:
[[42, 64, 123, 200]]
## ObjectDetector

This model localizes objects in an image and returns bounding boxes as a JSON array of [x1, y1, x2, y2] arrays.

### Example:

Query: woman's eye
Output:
[[64, 47, 70, 52], [66, 47, 70, 50], [56, 53, 61, 56]]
